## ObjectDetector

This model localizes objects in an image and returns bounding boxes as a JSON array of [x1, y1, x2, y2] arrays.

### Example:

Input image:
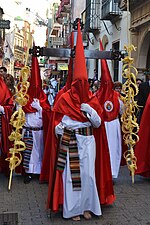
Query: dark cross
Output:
[[29, 46, 125, 60], [29, 18, 126, 60]]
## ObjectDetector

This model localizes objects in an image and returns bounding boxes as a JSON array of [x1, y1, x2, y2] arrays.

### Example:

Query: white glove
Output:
[[0, 105, 4, 114], [81, 103, 101, 128], [31, 99, 42, 111], [80, 103, 92, 115], [55, 122, 64, 137]]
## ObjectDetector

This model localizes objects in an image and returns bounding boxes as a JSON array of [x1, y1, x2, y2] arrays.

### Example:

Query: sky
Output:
[[1, 0, 50, 46]]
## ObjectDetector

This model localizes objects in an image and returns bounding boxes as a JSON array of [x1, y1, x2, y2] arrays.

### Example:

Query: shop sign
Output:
[[57, 63, 68, 71], [0, 20, 10, 29]]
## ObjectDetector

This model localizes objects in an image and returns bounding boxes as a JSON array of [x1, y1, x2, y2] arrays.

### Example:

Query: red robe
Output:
[[39, 110, 62, 183], [0, 77, 14, 175], [135, 94, 150, 177], [94, 122, 116, 205]]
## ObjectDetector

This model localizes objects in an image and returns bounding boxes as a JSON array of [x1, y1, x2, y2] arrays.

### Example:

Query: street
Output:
[[0, 166, 150, 225]]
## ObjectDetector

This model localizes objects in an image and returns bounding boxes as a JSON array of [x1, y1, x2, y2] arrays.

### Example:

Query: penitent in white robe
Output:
[[23, 109, 44, 174], [55, 108, 102, 219]]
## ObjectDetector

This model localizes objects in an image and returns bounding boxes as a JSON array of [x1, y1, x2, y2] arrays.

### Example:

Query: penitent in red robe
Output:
[[135, 94, 150, 177], [0, 77, 14, 175], [42, 24, 116, 212]]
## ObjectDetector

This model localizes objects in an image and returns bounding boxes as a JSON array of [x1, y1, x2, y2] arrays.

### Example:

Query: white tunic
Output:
[[23, 109, 44, 174], [55, 109, 102, 219], [104, 99, 123, 179], [105, 118, 122, 178]]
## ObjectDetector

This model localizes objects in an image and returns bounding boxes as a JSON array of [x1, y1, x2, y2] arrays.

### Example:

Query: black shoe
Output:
[[24, 174, 32, 184]]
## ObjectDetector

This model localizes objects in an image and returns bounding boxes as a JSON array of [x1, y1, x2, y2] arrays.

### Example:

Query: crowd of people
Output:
[[0, 23, 150, 221]]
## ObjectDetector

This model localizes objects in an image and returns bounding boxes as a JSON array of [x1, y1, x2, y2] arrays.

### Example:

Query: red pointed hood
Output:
[[23, 56, 51, 113], [70, 21, 90, 103], [65, 58, 73, 91], [53, 32, 74, 105], [73, 22, 88, 82], [53, 22, 103, 122], [28, 56, 42, 99], [64, 32, 74, 91], [96, 41, 120, 121], [99, 41, 114, 90]]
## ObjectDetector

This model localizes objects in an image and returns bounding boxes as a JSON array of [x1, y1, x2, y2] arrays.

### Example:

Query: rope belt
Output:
[[57, 126, 93, 191], [23, 126, 43, 131]]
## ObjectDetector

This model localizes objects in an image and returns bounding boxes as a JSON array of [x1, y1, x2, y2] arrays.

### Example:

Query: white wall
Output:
[[88, 11, 130, 82], [71, 0, 86, 21]]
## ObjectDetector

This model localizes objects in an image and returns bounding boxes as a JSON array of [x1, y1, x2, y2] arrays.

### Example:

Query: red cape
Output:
[[53, 80, 103, 122], [40, 57, 73, 183], [40, 86, 69, 183], [96, 88, 120, 122], [94, 120, 116, 205], [40, 110, 62, 183], [0, 77, 14, 175], [45, 111, 64, 210], [135, 94, 150, 177]]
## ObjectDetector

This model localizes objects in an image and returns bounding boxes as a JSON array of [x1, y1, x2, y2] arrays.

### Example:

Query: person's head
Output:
[[4, 73, 15, 88], [136, 78, 143, 87], [93, 80, 100, 88], [92, 80, 100, 93], [88, 78, 93, 87], [0, 66, 7, 79], [113, 81, 122, 93]]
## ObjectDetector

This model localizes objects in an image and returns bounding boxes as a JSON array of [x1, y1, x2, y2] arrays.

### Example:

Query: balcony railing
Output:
[[83, 0, 101, 33], [101, 0, 122, 21], [14, 45, 24, 52], [49, 37, 64, 46]]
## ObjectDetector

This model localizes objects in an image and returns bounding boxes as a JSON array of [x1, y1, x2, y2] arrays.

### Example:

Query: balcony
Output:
[[118, 0, 145, 11], [101, 0, 122, 21], [83, 0, 101, 33], [56, 0, 70, 23], [14, 45, 24, 52], [61, 0, 70, 13], [49, 37, 64, 47], [50, 23, 62, 36]]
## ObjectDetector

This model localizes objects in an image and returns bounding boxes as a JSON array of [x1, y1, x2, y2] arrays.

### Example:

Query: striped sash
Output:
[[57, 126, 93, 191], [23, 129, 33, 170]]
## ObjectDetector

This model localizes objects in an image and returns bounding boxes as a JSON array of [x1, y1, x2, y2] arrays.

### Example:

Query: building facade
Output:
[[128, 0, 150, 80]]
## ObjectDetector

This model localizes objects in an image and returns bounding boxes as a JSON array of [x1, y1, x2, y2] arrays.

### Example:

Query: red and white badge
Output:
[[104, 101, 113, 112]]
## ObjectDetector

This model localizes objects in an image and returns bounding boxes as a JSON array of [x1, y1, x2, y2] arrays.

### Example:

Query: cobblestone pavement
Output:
[[0, 166, 150, 225]]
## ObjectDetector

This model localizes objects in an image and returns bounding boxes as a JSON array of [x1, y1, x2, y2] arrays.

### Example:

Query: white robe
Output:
[[104, 99, 123, 178], [23, 109, 44, 174], [55, 110, 102, 219]]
